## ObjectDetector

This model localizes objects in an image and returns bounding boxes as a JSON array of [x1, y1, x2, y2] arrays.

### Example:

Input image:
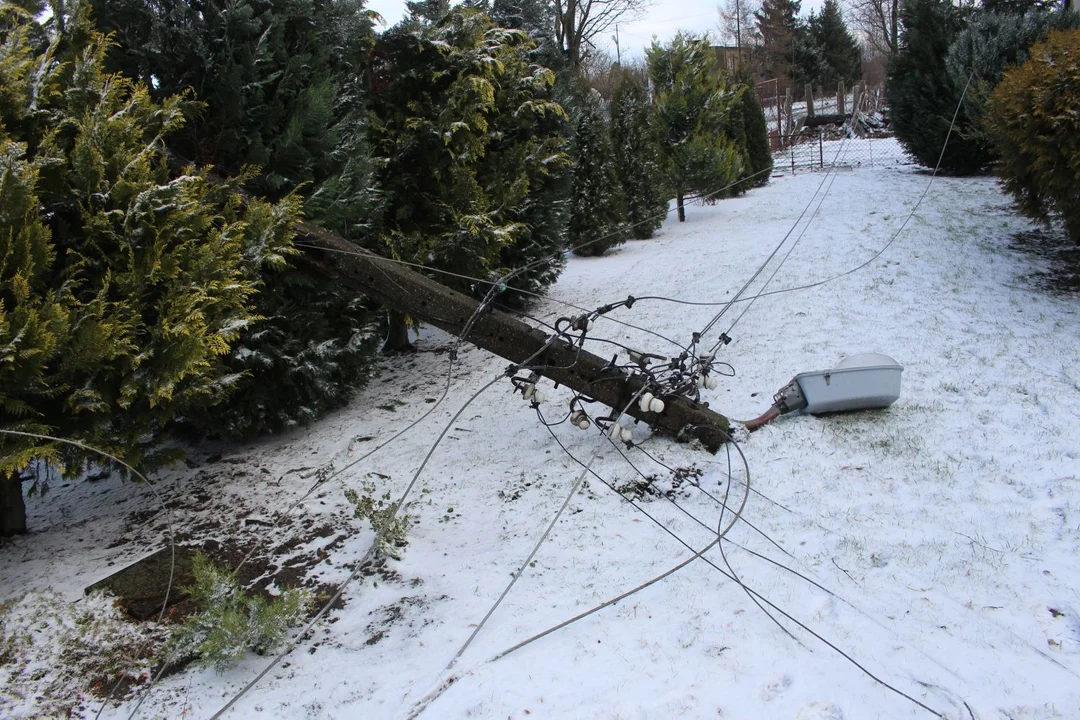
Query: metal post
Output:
[[819, 131, 824, 169], [791, 141, 795, 174]]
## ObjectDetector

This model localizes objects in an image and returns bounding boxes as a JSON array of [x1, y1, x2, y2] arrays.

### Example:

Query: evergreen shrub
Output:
[[987, 29, 1080, 243], [887, 0, 986, 174]]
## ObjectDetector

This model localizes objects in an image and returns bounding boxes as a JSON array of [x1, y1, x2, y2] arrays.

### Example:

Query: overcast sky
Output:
[[365, 0, 829, 62]]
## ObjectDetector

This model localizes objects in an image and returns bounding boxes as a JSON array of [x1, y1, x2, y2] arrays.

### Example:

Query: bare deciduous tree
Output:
[[554, 0, 650, 72], [717, 0, 762, 49], [847, 0, 901, 58]]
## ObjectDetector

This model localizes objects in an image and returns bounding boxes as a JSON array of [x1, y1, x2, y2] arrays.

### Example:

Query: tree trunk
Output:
[[676, 189, 686, 222], [383, 310, 415, 353], [1, 473, 27, 537]]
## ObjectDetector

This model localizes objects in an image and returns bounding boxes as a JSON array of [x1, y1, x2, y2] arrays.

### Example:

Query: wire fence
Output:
[[772, 133, 910, 174]]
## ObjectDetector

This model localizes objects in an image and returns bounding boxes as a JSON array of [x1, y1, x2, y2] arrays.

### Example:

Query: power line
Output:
[[444, 456, 597, 670], [0, 430, 179, 720], [201, 285, 600, 718], [502, 424, 946, 718], [205, 375, 504, 720]]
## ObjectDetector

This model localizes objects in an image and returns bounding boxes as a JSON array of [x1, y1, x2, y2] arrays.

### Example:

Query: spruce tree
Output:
[[887, 0, 985, 174], [755, 0, 802, 91], [807, 0, 862, 86], [610, 71, 668, 240], [568, 90, 629, 256], [647, 32, 745, 222], [0, 7, 300, 533]]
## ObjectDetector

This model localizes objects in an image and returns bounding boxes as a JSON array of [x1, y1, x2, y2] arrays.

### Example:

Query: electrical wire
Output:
[[204, 375, 504, 720], [202, 284, 588, 718], [444, 456, 597, 670], [712, 156, 843, 349], [609, 74, 980, 334], [508, 423, 946, 718], [695, 136, 851, 343], [0, 430, 178, 720], [598, 424, 796, 642]]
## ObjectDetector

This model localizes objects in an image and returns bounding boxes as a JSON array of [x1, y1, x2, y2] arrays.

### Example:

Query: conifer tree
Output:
[[755, 0, 802, 91], [988, 29, 1080, 243], [90, 0, 382, 436], [647, 32, 744, 222], [0, 5, 300, 534], [887, 0, 984, 174], [729, 65, 774, 191], [369, 9, 570, 344], [806, 0, 862, 86], [568, 90, 629, 256], [610, 71, 668, 240]]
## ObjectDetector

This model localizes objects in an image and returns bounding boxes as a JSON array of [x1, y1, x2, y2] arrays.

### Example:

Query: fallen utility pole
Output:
[[294, 221, 731, 452]]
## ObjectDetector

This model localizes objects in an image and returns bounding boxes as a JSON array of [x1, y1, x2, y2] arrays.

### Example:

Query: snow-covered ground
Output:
[[4, 138, 1080, 719]]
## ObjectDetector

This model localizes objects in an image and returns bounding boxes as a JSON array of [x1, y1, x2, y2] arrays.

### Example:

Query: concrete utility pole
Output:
[[294, 221, 732, 452]]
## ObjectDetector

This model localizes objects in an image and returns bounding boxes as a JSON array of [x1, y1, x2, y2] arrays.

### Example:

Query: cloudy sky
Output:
[[365, 0, 829, 62]]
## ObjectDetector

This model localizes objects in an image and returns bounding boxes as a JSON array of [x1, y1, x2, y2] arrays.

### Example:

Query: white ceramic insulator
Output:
[[706, 377, 719, 390], [621, 427, 634, 443], [523, 384, 535, 401], [650, 397, 665, 413], [609, 422, 622, 440], [587, 319, 594, 331], [533, 391, 547, 404], [639, 392, 654, 412], [696, 375, 705, 388], [578, 419, 591, 430]]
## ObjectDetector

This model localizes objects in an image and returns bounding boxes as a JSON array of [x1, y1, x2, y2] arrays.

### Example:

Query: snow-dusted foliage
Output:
[[369, 8, 570, 309], [165, 553, 311, 672], [610, 71, 669, 240], [0, 591, 166, 718], [568, 90, 629, 256], [193, 260, 380, 439], [647, 32, 744, 221], [0, 6, 300, 487], [89, 0, 384, 438]]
